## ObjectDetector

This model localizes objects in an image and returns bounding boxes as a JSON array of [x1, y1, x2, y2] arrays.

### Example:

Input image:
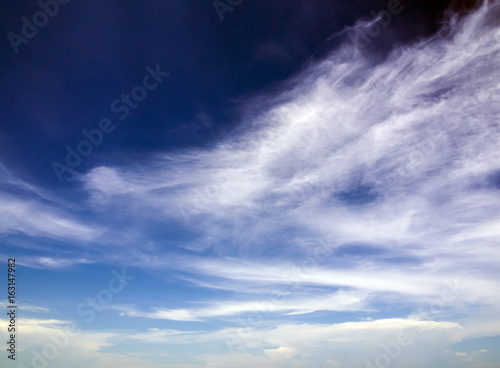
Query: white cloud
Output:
[[0, 301, 51, 313], [20, 256, 93, 269], [0, 314, 493, 368], [118, 317, 467, 367], [0, 193, 100, 242], [113, 289, 370, 321], [81, 1, 500, 274], [0, 162, 102, 245], [75, 2, 500, 351]]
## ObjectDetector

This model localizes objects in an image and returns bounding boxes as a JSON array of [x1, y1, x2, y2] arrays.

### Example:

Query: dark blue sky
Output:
[[1, 0, 453, 188]]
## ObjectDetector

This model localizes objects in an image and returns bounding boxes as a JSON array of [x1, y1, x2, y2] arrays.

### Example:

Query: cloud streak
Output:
[[77, 2, 500, 342]]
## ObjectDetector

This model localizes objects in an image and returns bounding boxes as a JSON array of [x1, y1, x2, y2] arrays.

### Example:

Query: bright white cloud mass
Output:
[[1, 1, 500, 367]]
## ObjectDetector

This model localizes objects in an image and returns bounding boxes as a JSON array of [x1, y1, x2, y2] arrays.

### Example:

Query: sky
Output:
[[0, 0, 499, 367]]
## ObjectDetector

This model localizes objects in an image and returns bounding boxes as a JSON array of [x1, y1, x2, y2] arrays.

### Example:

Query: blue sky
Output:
[[1, 0, 500, 367]]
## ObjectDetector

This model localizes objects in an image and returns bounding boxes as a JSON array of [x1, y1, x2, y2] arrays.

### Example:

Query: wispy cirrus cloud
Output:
[[112, 289, 370, 321], [0, 162, 102, 243], [0, 301, 52, 313], [81, 0, 500, 261], [76, 2, 500, 340], [1, 2, 499, 368], [17, 256, 93, 269]]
